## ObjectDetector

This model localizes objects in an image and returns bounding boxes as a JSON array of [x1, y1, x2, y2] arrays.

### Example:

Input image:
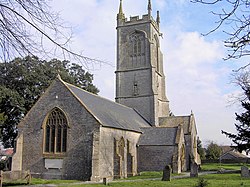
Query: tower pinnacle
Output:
[[157, 11, 160, 26], [117, 0, 125, 20], [148, 0, 152, 19]]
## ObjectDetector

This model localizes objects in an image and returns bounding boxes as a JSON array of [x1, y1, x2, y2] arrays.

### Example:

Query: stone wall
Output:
[[94, 127, 141, 181], [2, 170, 30, 182], [117, 96, 154, 126], [11, 133, 23, 171], [137, 145, 175, 172], [159, 115, 200, 169], [13, 79, 100, 180]]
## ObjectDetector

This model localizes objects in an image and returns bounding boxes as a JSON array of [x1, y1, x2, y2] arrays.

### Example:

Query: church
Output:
[[11, 0, 200, 181]]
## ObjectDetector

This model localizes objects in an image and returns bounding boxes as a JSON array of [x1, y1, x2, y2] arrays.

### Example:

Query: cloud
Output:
[[166, 32, 224, 66], [161, 29, 237, 144], [164, 31, 224, 98], [155, 0, 167, 9], [48, 0, 239, 145]]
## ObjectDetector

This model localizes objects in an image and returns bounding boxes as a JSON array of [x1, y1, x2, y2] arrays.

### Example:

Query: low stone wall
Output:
[[1, 170, 31, 183], [201, 158, 249, 164]]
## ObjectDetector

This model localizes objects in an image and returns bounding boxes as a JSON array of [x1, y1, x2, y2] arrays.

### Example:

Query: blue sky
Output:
[[49, 0, 245, 146]]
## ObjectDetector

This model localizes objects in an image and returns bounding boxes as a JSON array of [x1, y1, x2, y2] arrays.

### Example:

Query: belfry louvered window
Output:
[[44, 108, 68, 153], [129, 34, 145, 57]]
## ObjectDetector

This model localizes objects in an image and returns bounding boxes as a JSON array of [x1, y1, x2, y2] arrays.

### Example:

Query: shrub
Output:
[[194, 178, 209, 187]]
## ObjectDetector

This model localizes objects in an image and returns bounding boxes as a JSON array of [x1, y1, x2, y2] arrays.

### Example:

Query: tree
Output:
[[0, 56, 99, 147], [222, 69, 250, 153], [197, 137, 206, 160], [205, 142, 222, 159], [0, 112, 7, 141], [0, 86, 25, 147], [191, 0, 250, 62], [0, 1, 98, 67], [0, 113, 7, 125]]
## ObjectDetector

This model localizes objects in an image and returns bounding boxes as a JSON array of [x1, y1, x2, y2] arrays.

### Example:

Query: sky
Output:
[[49, 0, 247, 146]]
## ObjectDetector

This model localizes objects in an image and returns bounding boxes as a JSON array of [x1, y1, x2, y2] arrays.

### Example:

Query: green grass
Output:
[[31, 178, 79, 184], [59, 174, 250, 187], [201, 163, 250, 171], [3, 178, 79, 186], [3, 163, 250, 187], [121, 171, 184, 180], [4, 175, 250, 187], [121, 171, 163, 180]]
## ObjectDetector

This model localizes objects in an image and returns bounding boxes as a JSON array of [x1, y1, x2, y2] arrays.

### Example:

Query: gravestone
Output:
[[103, 178, 108, 185], [162, 165, 171, 181], [190, 163, 198, 177], [241, 166, 250, 178]]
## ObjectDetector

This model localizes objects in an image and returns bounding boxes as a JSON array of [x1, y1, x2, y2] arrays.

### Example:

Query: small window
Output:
[[44, 108, 68, 154]]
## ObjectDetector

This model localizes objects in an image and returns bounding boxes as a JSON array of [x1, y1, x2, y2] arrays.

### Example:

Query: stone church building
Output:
[[11, 0, 200, 181]]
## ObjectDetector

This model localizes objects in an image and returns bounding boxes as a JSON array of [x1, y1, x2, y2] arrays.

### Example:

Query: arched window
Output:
[[127, 31, 147, 68], [129, 33, 145, 57], [44, 108, 68, 153]]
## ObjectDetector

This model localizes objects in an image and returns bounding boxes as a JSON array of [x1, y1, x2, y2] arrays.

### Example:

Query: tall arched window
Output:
[[44, 108, 68, 153], [129, 33, 145, 57], [128, 31, 146, 68]]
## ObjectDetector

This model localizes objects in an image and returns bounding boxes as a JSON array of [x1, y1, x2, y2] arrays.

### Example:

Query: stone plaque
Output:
[[45, 159, 63, 169]]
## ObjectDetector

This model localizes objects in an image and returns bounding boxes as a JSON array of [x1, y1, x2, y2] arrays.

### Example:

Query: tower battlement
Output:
[[120, 14, 159, 31], [117, 0, 160, 31]]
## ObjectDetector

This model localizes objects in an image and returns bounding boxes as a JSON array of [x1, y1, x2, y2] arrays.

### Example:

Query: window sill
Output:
[[43, 153, 66, 159]]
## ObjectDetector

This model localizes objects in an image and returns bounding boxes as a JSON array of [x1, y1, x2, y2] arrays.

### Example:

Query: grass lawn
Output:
[[3, 178, 80, 186], [5, 174, 250, 187], [120, 171, 163, 180], [57, 174, 250, 187], [201, 163, 250, 171], [3, 163, 250, 187], [119, 171, 184, 180]]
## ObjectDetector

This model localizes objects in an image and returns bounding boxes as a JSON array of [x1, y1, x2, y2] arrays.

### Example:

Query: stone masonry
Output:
[[115, 0, 170, 126]]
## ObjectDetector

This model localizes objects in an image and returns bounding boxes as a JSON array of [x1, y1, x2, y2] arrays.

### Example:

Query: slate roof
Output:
[[64, 81, 151, 133], [220, 146, 234, 155], [220, 150, 249, 159], [159, 114, 197, 135], [138, 127, 178, 146]]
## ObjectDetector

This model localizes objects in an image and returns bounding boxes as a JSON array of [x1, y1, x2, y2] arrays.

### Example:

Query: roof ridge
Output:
[[58, 78, 104, 126], [133, 108, 151, 126], [62, 79, 139, 111], [58, 78, 150, 133]]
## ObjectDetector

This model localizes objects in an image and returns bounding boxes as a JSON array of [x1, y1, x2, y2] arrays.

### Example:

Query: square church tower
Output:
[[115, 0, 170, 126]]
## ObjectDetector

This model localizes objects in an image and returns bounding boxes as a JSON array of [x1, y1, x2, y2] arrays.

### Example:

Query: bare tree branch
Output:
[[227, 69, 250, 105], [191, 0, 250, 62], [0, 0, 105, 69]]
